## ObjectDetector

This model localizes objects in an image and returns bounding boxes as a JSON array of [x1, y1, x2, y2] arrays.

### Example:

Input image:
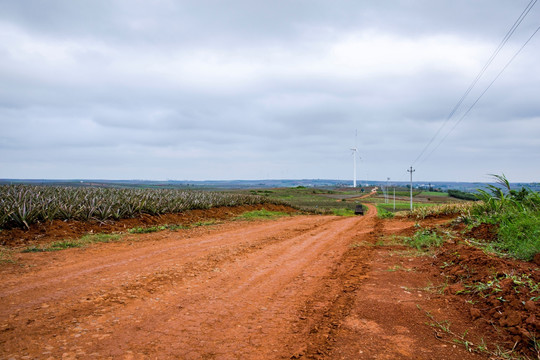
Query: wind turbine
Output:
[[350, 130, 358, 188]]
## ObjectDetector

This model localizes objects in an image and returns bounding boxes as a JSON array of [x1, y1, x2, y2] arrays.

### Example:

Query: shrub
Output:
[[448, 189, 478, 201], [469, 174, 540, 261]]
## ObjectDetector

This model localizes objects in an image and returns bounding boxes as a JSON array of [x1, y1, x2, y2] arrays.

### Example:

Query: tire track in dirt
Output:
[[0, 205, 494, 360], [82, 214, 369, 359], [314, 212, 488, 360], [0, 216, 330, 304], [288, 204, 380, 358], [0, 213, 371, 359]]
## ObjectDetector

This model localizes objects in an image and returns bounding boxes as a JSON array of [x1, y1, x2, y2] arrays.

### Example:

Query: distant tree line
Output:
[[448, 189, 478, 201]]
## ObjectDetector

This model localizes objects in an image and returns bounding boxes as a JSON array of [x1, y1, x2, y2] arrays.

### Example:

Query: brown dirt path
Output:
[[1, 205, 492, 359]]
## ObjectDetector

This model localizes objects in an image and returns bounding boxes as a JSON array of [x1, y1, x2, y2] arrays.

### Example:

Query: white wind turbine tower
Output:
[[350, 130, 358, 188]]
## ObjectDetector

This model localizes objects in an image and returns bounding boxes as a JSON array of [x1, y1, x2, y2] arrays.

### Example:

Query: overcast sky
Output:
[[1, 0, 539, 183]]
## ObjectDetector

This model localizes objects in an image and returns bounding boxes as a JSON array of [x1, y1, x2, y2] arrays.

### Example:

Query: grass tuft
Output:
[[22, 233, 122, 253], [377, 207, 395, 219], [404, 229, 444, 250], [236, 209, 290, 220], [128, 225, 168, 234], [332, 208, 355, 216], [128, 224, 190, 233]]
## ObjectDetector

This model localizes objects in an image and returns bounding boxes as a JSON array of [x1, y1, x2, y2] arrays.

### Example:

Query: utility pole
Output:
[[393, 187, 396, 211], [408, 166, 415, 211], [386, 177, 390, 204]]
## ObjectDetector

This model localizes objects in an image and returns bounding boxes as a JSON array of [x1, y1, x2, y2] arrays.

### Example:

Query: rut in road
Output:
[[0, 208, 377, 359]]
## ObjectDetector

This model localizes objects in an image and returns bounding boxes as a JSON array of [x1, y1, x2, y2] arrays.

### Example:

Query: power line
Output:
[[411, 0, 537, 166], [419, 22, 540, 165]]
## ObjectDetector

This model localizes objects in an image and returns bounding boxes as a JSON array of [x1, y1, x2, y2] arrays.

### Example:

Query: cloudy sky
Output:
[[1, 0, 539, 182]]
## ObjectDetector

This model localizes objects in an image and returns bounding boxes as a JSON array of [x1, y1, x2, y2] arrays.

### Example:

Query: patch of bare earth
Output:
[[435, 222, 539, 358], [0, 205, 529, 359]]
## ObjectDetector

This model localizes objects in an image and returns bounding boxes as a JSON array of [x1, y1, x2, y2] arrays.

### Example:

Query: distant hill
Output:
[[1, 178, 539, 192]]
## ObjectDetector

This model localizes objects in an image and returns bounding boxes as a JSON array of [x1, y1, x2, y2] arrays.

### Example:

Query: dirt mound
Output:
[[0, 203, 298, 248], [464, 223, 499, 243], [435, 241, 540, 357]]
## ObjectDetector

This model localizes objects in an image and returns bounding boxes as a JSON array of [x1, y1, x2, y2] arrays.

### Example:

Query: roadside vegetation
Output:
[[408, 202, 475, 219], [405, 174, 539, 262], [383, 178, 539, 358], [403, 228, 445, 250], [235, 209, 290, 220], [467, 174, 540, 261], [331, 208, 356, 216], [22, 233, 122, 252]]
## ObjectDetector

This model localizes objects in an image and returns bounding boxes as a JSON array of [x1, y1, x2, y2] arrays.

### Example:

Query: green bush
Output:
[[448, 189, 478, 201], [494, 212, 540, 261], [470, 174, 540, 261], [378, 208, 395, 219]]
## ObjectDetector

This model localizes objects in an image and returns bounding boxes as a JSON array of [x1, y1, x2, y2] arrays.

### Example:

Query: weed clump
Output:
[[236, 209, 289, 220], [22, 233, 122, 252], [404, 229, 444, 250], [377, 207, 394, 219]]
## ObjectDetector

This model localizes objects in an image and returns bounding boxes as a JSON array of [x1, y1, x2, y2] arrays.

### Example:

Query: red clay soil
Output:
[[0, 205, 532, 359], [433, 225, 540, 358], [463, 222, 499, 243], [0, 204, 298, 248]]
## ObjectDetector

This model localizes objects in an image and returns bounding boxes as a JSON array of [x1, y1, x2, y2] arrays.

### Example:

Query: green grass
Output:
[[236, 209, 290, 220], [469, 174, 540, 261], [128, 224, 192, 234], [377, 190, 422, 197], [420, 191, 449, 197], [368, 197, 438, 207], [192, 220, 217, 227], [231, 187, 366, 213], [472, 210, 540, 261], [126, 220, 223, 233], [496, 213, 540, 261], [128, 225, 169, 234], [332, 208, 355, 216], [22, 233, 122, 253], [377, 207, 395, 219], [229, 186, 453, 215], [403, 229, 444, 250]]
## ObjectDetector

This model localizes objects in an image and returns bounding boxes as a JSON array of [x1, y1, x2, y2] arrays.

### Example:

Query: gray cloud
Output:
[[0, 0, 539, 182]]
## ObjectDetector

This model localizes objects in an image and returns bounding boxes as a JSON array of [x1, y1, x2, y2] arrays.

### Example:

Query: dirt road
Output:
[[1, 206, 489, 359]]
